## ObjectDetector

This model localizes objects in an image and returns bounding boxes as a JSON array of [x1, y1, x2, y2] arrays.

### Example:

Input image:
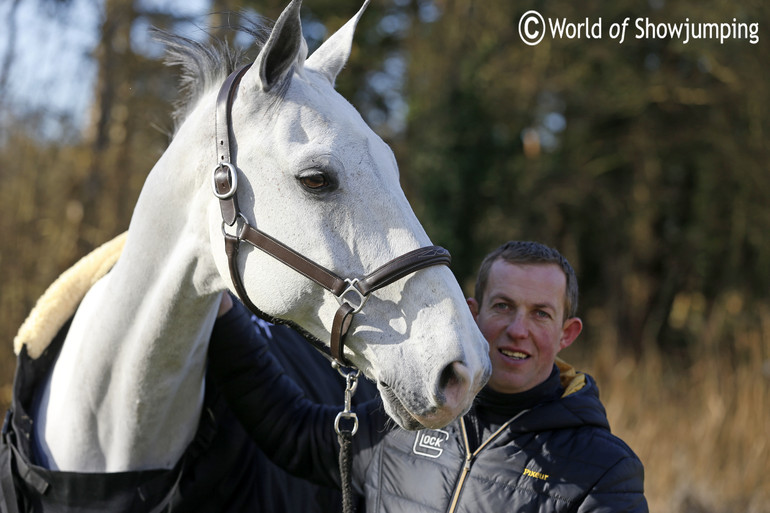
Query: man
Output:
[[209, 241, 648, 512]]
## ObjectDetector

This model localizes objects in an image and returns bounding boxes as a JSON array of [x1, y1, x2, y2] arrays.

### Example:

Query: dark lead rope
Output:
[[334, 366, 360, 513]]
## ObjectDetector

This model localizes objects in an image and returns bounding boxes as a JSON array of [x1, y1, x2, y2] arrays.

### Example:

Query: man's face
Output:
[[468, 260, 582, 394]]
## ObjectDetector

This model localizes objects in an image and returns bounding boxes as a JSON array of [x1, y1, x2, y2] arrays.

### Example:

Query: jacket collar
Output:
[[556, 358, 588, 397]]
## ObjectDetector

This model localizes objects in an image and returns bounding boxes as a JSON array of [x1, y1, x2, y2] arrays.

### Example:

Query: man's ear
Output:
[[467, 297, 480, 321], [559, 317, 583, 350]]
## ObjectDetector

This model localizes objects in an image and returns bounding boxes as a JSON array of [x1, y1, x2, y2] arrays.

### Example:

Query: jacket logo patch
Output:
[[413, 429, 450, 459], [523, 468, 549, 481]]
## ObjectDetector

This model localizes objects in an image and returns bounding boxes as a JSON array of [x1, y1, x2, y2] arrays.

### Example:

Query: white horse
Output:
[[22, 0, 490, 473]]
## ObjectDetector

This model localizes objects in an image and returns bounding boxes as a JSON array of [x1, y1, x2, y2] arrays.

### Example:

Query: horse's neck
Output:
[[34, 134, 224, 472]]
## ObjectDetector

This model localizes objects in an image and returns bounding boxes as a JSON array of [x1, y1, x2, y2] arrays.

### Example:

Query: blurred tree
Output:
[[0, 0, 22, 96], [399, 0, 769, 356]]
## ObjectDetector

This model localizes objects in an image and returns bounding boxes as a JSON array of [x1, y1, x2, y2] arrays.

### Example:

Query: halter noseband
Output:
[[212, 64, 451, 367]]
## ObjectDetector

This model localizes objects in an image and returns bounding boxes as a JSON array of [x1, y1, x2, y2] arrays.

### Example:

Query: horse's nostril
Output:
[[436, 361, 471, 409], [438, 362, 461, 391]]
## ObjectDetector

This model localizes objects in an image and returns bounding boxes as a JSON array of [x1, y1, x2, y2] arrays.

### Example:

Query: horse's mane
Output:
[[152, 15, 272, 131]]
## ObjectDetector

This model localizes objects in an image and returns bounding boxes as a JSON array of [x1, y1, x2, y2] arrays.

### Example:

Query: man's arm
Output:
[[578, 455, 648, 513], [208, 297, 387, 492], [208, 298, 344, 488]]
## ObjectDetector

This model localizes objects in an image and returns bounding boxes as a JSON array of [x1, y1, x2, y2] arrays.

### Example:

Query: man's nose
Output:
[[505, 313, 528, 339]]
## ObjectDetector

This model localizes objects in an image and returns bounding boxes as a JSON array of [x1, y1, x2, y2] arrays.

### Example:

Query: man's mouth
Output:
[[500, 349, 529, 360]]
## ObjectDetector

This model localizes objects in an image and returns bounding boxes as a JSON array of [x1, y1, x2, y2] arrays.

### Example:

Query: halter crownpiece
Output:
[[212, 64, 452, 367]]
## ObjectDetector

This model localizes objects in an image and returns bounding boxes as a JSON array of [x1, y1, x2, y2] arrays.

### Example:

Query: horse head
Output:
[[204, 0, 490, 430]]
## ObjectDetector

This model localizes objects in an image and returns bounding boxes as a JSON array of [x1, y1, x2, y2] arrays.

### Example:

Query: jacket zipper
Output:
[[446, 411, 528, 513], [447, 422, 474, 513]]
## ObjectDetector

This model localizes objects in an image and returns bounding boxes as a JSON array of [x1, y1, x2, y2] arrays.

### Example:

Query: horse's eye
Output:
[[299, 173, 330, 190]]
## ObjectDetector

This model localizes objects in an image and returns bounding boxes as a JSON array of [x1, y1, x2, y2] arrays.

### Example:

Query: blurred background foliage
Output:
[[1, 0, 768, 510]]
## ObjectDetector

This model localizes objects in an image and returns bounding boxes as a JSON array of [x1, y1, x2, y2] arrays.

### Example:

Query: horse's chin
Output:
[[378, 384, 422, 430], [378, 382, 464, 431]]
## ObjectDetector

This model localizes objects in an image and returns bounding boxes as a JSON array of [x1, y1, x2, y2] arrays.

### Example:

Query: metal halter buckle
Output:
[[212, 162, 238, 199], [336, 278, 369, 314]]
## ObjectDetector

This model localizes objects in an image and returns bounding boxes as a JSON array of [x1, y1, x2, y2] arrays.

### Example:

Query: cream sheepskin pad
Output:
[[14, 232, 127, 359]]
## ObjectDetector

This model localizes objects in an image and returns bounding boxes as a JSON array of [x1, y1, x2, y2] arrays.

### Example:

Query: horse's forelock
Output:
[[152, 15, 273, 131]]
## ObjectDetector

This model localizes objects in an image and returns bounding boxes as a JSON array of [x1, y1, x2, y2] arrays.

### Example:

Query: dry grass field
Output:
[[563, 302, 770, 512]]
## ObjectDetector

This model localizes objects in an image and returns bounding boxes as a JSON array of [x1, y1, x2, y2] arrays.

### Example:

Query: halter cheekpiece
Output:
[[212, 64, 452, 367]]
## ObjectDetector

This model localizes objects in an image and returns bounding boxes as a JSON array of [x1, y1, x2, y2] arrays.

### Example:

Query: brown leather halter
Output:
[[212, 64, 451, 367]]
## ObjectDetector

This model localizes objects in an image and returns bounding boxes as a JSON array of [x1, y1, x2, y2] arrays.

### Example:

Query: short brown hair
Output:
[[474, 241, 579, 321]]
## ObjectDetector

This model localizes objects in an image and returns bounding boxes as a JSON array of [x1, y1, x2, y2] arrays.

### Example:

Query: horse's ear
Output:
[[306, 0, 370, 86], [253, 0, 307, 92]]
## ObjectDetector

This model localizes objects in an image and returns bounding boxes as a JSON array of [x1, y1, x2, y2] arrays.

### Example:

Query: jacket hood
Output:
[[504, 360, 611, 435]]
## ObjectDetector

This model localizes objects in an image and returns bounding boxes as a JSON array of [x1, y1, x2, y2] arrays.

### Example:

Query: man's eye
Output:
[[535, 310, 552, 319], [492, 303, 509, 312]]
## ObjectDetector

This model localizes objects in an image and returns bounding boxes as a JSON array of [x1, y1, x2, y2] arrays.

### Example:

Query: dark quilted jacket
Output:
[[208, 300, 648, 513]]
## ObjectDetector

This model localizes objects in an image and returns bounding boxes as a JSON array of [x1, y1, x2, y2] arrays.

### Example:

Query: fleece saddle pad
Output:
[[13, 233, 127, 360]]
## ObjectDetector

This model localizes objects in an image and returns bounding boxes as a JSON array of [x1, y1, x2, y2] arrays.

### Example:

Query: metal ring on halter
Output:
[[336, 278, 369, 314], [220, 212, 248, 238], [212, 162, 238, 199], [333, 364, 361, 383]]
